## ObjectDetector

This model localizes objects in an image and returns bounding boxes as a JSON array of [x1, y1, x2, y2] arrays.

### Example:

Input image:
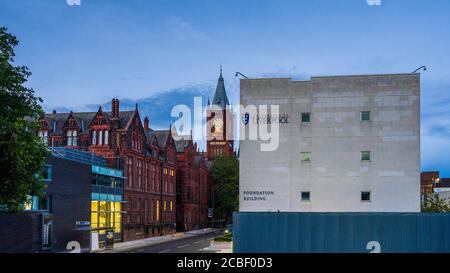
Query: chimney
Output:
[[111, 98, 120, 118], [144, 117, 149, 131]]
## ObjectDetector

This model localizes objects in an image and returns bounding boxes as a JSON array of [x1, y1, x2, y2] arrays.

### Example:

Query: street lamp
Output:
[[412, 66, 427, 73], [432, 177, 441, 192], [235, 72, 248, 79]]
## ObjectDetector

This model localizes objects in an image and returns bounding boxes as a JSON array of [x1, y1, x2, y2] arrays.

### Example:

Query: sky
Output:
[[1, 0, 450, 175]]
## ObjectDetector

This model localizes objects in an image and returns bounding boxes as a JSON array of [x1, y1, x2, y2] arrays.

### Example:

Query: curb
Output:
[[97, 230, 219, 253]]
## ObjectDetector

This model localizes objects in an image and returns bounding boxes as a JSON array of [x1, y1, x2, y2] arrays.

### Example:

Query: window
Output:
[[43, 165, 52, 181], [361, 151, 371, 161], [170, 201, 173, 211], [98, 130, 103, 145], [38, 130, 48, 145], [301, 113, 311, 123], [67, 130, 77, 146], [92, 130, 97, 145], [137, 160, 142, 189], [301, 192, 310, 202], [301, 152, 311, 162], [104, 130, 109, 145], [163, 200, 167, 211], [127, 157, 133, 188], [361, 191, 371, 202], [156, 200, 160, 221], [361, 111, 371, 121]]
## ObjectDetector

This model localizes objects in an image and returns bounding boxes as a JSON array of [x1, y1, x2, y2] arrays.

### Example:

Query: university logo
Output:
[[242, 112, 250, 125]]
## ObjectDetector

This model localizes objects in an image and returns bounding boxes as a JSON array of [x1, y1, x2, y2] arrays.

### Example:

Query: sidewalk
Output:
[[96, 228, 214, 253]]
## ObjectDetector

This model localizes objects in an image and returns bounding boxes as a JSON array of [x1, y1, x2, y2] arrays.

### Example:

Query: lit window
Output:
[[301, 113, 311, 123], [301, 192, 310, 202], [361, 111, 371, 121], [170, 201, 173, 211], [301, 152, 311, 162], [361, 191, 371, 202], [361, 151, 371, 161], [163, 200, 167, 211], [156, 200, 160, 221]]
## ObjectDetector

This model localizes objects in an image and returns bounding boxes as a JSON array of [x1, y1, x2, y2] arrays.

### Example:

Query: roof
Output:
[[43, 110, 135, 134], [146, 129, 170, 149], [212, 67, 230, 109], [175, 139, 191, 153]]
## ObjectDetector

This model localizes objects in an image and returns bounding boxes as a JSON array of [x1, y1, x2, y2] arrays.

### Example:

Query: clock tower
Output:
[[207, 67, 234, 160]]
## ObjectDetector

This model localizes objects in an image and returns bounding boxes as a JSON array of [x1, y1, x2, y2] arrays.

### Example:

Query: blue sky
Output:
[[1, 0, 450, 175]]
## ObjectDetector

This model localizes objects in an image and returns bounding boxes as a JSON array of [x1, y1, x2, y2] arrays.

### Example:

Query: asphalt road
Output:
[[120, 230, 225, 253]]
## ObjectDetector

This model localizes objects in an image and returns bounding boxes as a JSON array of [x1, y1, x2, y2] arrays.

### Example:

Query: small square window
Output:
[[361, 192, 371, 202], [301, 152, 311, 162], [361, 111, 371, 121], [301, 192, 310, 202], [301, 113, 311, 123], [361, 151, 371, 161]]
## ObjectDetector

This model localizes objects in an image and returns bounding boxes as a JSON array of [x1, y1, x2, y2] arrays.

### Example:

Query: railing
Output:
[[49, 147, 108, 167]]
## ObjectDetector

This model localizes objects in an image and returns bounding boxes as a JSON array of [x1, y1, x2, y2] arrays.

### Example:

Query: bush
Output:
[[214, 233, 233, 242]]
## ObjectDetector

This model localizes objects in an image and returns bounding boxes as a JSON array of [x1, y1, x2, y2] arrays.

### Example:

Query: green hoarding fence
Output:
[[233, 212, 450, 253]]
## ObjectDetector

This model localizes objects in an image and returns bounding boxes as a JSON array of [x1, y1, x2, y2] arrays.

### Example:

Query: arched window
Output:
[[104, 130, 109, 145], [98, 130, 103, 145], [92, 130, 97, 145]]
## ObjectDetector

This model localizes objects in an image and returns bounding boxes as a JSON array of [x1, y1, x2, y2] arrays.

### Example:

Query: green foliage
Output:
[[0, 26, 49, 212], [214, 232, 233, 242], [421, 193, 450, 213], [211, 155, 239, 224]]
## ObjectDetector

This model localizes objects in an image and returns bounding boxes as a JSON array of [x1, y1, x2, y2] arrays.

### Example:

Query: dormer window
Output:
[[38, 130, 48, 145], [92, 130, 97, 145], [67, 130, 77, 146], [98, 130, 103, 145], [105, 130, 109, 145]]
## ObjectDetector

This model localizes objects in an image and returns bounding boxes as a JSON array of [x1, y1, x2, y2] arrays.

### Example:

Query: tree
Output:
[[0, 26, 48, 212], [422, 193, 450, 213], [211, 155, 239, 225]]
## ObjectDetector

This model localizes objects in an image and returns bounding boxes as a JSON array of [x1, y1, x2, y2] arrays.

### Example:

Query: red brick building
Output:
[[174, 134, 211, 231], [174, 68, 236, 231], [206, 67, 235, 161], [421, 171, 450, 193], [37, 100, 177, 241]]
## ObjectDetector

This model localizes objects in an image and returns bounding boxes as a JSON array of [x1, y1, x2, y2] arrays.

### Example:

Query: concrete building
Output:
[[239, 73, 421, 212]]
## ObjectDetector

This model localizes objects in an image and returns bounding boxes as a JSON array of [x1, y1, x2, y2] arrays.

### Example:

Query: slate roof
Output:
[[43, 110, 135, 134], [212, 67, 230, 109], [175, 139, 191, 153]]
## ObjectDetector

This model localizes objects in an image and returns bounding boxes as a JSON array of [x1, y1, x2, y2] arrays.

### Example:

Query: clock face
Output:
[[212, 118, 224, 133]]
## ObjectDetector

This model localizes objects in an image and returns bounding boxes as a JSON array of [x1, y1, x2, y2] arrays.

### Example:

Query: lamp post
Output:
[[412, 66, 427, 73], [235, 72, 248, 79]]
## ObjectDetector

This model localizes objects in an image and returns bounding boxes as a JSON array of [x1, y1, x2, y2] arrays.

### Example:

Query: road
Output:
[[120, 230, 225, 253]]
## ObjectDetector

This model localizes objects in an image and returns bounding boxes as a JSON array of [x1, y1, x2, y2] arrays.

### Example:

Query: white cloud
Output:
[[66, 0, 81, 6], [166, 17, 208, 41]]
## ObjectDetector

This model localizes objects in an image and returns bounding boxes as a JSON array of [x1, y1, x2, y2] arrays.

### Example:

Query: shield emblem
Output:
[[242, 112, 250, 125]]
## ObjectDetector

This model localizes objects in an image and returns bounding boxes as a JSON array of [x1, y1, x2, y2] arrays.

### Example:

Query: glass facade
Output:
[[90, 165, 124, 238], [91, 201, 122, 234]]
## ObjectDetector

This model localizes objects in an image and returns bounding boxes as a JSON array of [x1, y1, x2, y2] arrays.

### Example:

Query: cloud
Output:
[[166, 17, 208, 41]]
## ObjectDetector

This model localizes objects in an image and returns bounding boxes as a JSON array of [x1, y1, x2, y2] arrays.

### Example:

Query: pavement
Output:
[[98, 228, 228, 253]]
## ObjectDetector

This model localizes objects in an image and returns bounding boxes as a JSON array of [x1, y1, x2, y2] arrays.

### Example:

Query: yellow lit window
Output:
[[163, 200, 167, 211], [91, 212, 98, 229], [170, 201, 173, 211], [156, 200, 160, 221]]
